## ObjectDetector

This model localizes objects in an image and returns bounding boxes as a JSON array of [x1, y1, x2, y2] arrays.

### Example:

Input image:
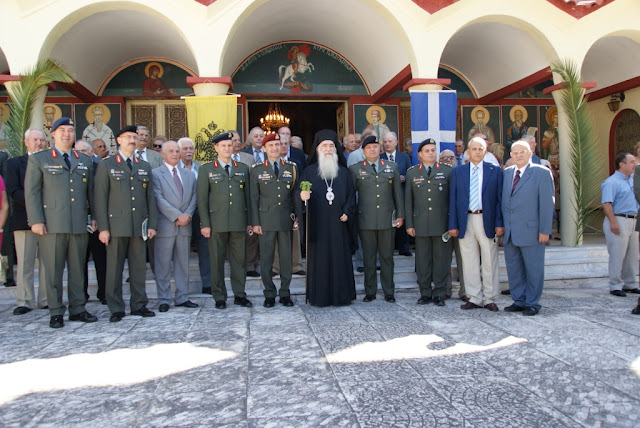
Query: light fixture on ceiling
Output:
[[607, 92, 624, 113], [259, 103, 290, 133]]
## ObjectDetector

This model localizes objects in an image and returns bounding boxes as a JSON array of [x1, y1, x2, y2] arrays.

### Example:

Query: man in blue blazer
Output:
[[448, 137, 503, 311], [501, 140, 555, 316], [381, 131, 412, 256]]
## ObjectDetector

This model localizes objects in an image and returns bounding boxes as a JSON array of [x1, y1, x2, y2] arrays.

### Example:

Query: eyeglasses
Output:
[[153, 144, 163, 148], [440, 156, 455, 160]]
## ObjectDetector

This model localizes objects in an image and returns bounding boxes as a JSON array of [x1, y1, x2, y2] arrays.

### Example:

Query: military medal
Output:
[[324, 178, 334, 205]]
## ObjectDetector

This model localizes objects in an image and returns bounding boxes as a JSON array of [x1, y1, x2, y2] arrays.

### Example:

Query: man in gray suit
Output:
[[152, 141, 198, 312], [135, 126, 163, 168], [501, 140, 554, 316]]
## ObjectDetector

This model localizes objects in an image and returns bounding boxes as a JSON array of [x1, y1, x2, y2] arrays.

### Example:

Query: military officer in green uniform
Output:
[[349, 135, 404, 303], [25, 117, 98, 328], [197, 132, 253, 309], [95, 125, 158, 322], [250, 132, 299, 308], [405, 138, 453, 306]]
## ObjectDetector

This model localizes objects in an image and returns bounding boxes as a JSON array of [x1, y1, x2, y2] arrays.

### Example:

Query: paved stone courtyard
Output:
[[0, 278, 638, 427]]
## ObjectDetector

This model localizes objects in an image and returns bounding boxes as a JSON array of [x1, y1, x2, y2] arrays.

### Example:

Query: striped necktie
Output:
[[469, 165, 479, 211]]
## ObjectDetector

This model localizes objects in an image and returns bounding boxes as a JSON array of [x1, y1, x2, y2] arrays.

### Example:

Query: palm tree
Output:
[[550, 59, 603, 246], [4, 59, 74, 157]]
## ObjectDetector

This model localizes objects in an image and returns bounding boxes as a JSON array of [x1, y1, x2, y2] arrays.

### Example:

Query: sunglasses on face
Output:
[[153, 144, 163, 148]]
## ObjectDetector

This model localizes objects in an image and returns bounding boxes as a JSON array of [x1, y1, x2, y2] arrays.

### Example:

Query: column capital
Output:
[[186, 77, 233, 96], [403, 78, 451, 92], [542, 81, 597, 95]]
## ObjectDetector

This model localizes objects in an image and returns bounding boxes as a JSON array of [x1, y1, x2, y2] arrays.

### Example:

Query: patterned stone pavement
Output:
[[0, 279, 639, 427]]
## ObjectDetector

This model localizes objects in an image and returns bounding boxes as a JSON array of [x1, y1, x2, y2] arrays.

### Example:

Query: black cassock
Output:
[[299, 164, 356, 306]]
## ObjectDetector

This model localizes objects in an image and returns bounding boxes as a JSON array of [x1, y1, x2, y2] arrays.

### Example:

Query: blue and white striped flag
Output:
[[410, 90, 457, 165]]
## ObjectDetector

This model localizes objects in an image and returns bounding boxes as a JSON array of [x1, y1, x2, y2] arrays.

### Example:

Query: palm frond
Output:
[[550, 59, 603, 245], [5, 59, 74, 156]]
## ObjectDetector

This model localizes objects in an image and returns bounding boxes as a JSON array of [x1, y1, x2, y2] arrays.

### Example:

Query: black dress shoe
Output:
[[41, 305, 49, 309], [632, 299, 640, 315], [176, 300, 199, 308], [13, 306, 32, 315], [504, 304, 525, 312], [523, 306, 539, 316], [271, 271, 278, 277], [356, 267, 365, 273], [215, 300, 227, 309], [280, 296, 294, 307], [4, 280, 16, 287], [384, 295, 396, 303], [363, 294, 376, 302], [202, 287, 212, 294], [49, 315, 64, 329], [100, 298, 108, 305], [376, 266, 381, 271], [263, 298, 275, 308], [501, 289, 511, 295], [400, 252, 412, 256], [417, 296, 432, 305], [294, 270, 306, 275], [69, 311, 98, 323], [131, 307, 155, 317], [610, 290, 627, 297], [110, 312, 125, 322], [234, 296, 253, 307], [433, 297, 445, 306], [159, 304, 170, 312], [624, 288, 640, 294], [247, 271, 260, 277]]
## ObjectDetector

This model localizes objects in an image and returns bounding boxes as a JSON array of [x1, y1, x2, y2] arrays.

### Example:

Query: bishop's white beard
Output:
[[318, 152, 339, 180]]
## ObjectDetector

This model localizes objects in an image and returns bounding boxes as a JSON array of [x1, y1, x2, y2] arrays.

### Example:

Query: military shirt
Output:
[[405, 162, 452, 236], [349, 159, 404, 230], [250, 159, 298, 231], [25, 148, 93, 234], [197, 159, 251, 233], [94, 154, 158, 237]]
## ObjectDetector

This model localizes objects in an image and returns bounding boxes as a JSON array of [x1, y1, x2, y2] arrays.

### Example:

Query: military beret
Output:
[[361, 135, 378, 149], [418, 138, 436, 153], [261, 132, 280, 146], [50, 117, 74, 133], [211, 132, 234, 144], [115, 125, 138, 138]]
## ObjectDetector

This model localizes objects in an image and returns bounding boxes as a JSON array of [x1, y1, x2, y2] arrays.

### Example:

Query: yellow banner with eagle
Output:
[[185, 95, 237, 162]]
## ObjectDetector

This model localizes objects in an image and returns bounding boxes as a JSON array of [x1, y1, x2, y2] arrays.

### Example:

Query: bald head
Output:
[[439, 149, 455, 167]]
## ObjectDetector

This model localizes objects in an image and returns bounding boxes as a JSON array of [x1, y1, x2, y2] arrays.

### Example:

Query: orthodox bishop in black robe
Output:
[[298, 130, 356, 306]]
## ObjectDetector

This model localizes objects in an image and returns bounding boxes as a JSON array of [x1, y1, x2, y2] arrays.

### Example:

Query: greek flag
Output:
[[410, 90, 457, 165]]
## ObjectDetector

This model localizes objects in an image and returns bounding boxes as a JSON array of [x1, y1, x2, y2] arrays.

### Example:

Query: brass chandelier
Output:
[[259, 103, 290, 133]]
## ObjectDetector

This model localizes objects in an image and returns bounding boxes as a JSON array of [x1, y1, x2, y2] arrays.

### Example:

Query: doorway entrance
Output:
[[247, 100, 348, 152]]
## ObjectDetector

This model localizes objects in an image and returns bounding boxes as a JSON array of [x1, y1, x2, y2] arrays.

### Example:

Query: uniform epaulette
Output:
[[407, 165, 418, 172], [251, 162, 262, 168], [285, 160, 295, 165], [441, 163, 453, 169]]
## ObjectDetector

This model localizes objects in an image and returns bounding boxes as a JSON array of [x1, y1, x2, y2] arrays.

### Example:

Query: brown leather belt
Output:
[[468, 210, 482, 214]]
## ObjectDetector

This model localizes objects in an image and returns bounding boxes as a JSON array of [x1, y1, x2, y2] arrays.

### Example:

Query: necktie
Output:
[[233, 154, 239, 162], [63, 153, 71, 169], [254, 150, 261, 163], [427, 166, 432, 177], [126, 158, 132, 170], [372, 163, 377, 174], [511, 169, 521, 195], [469, 165, 479, 211], [390, 154, 394, 162], [274, 162, 279, 177], [224, 164, 230, 176], [136, 150, 143, 161], [173, 167, 183, 199]]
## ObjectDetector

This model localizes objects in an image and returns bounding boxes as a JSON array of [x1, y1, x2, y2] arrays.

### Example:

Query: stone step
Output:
[[0, 241, 618, 303]]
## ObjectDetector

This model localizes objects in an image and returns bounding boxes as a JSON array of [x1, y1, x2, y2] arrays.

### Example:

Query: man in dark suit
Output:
[[152, 141, 198, 312], [74, 140, 107, 304], [95, 125, 158, 322], [277, 126, 306, 176], [449, 137, 503, 312], [7, 129, 47, 314], [501, 140, 554, 316], [25, 118, 98, 328], [381, 131, 412, 256], [241, 126, 265, 277]]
